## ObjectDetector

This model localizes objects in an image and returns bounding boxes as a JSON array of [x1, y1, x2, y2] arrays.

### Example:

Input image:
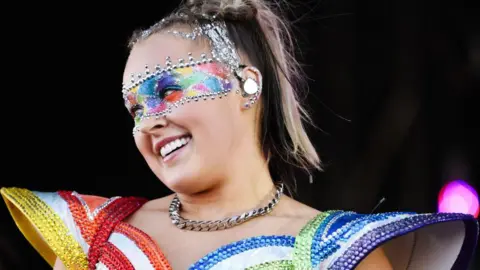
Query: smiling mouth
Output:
[[159, 135, 192, 159]]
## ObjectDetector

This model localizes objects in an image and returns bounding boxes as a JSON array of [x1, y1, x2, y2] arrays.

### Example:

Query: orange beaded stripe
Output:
[[58, 191, 119, 245], [116, 222, 173, 269], [99, 242, 134, 270], [0, 187, 88, 269]]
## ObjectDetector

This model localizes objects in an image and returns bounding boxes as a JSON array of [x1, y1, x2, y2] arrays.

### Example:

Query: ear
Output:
[[236, 66, 263, 109]]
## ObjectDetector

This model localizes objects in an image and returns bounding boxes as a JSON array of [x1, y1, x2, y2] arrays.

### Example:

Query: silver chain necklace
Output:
[[169, 183, 284, 231]]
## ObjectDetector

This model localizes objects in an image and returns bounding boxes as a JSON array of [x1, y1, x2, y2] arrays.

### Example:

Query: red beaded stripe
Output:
[[99, 242, 135, 270], [116, 222, 173, 270], [87, 197, 147, 270], [58, 191, 101, 244]]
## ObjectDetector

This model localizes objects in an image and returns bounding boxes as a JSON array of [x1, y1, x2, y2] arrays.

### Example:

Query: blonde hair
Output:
[[129, 0, 322, 191]]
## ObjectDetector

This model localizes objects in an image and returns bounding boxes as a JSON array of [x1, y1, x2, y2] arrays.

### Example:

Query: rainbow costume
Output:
[[1, 187, 478, 269]]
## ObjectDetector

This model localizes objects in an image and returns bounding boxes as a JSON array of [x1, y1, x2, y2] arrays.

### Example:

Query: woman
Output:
[[1, 0, 477, 269]]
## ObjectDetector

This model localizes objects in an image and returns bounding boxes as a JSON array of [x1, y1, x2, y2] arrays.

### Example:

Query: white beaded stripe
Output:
[[108, 232, 155, 270], [321, 212, 355, 241]]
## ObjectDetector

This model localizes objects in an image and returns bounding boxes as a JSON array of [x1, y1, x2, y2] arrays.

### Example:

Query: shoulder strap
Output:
[[1, 187, 89, 269], [86, 196, 147, 270]]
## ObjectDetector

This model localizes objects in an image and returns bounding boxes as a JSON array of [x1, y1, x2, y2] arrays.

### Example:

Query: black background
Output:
[[0, 0, 478, 269]]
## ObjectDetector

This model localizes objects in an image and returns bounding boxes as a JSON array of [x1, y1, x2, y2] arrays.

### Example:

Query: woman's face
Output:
[[123, 32, 253, 194]]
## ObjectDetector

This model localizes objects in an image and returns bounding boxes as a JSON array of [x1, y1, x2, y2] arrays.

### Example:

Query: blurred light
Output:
[[438, 180, 479, 218]]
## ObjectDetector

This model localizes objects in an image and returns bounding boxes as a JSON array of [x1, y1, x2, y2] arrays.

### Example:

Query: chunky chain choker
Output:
[[169, 183, 284, 231]]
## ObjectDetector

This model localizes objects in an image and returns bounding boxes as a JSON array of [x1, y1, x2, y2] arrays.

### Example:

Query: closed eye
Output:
[[159, 85, 182, 99]]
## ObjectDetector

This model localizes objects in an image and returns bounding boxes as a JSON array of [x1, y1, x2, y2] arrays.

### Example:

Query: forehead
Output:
[[123, 31, 211, 85]]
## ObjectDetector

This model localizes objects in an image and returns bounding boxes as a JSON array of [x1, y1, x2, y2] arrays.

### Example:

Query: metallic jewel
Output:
[[169, 183, 284, 231]]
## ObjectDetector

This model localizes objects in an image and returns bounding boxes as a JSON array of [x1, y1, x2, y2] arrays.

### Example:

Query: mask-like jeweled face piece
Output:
[[123, 14, 256, 134], [125, 62, 233, 126]]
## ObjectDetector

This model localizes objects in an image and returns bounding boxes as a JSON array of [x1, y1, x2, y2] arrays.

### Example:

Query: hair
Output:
[[128, 0, 322, 193]]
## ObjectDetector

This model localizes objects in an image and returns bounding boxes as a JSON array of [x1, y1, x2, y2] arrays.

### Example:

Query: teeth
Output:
[[160, 136, 191, 158]]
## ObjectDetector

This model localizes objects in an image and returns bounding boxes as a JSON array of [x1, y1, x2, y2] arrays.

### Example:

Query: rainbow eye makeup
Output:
[[125, 62, 233, 126]]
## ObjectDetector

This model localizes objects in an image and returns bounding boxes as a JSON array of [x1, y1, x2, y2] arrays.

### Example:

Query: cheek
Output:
[[169, 97, 239, 148], [134, 135, 154, 158]]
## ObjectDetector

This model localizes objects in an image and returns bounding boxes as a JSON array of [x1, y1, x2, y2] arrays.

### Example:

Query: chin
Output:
[[152, 162, 212, 195], [161, 174, 212, 195]]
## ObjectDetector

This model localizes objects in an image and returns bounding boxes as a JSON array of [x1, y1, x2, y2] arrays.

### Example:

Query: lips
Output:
[[154, 134, 192, 158]]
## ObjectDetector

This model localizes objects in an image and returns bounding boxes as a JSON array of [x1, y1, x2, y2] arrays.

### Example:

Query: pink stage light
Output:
[[438, 180, 479, 218]]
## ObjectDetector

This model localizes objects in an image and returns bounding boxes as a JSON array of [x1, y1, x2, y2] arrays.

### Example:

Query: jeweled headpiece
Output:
[[122, 13, 243, 99]]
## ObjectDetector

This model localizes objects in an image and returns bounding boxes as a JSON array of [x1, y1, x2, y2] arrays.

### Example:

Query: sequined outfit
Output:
[[1, 187, 477, 269]]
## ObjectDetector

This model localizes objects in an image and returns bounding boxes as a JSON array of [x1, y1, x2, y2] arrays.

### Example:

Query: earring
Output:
[[242, 78, 261, 108], [234, 66, 262, 108], [243, 78, 259, 95]]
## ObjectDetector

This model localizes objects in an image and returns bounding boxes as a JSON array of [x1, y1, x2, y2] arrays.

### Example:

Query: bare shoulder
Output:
[[138, 193, 175, 211], [263, 195, 321, 235], [277, 195, 321, 220], [123, 194, 175, 225]]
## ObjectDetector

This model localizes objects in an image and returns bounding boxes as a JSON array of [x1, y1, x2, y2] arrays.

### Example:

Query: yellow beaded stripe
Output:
[[291, 211, 334, 269], [0, 187, 88, 270]]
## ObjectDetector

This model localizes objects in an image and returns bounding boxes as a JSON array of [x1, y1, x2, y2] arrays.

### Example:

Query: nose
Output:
[[138, 116, 168, 135]]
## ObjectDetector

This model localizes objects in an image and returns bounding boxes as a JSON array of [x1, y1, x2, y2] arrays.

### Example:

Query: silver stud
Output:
[[243, 78, 259, 95]]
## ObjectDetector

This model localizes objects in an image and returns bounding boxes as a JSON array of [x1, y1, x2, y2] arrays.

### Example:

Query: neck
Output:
[[175, 146, 276, 221]]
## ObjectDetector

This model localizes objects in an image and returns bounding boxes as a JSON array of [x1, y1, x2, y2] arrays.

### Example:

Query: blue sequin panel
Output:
[[311, 211, 356, 266], [189, 235, 295, 270]]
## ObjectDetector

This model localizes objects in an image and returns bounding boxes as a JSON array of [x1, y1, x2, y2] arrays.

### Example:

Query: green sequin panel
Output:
[[246, 259, 294, 270], [291, 211, 337, 269]]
